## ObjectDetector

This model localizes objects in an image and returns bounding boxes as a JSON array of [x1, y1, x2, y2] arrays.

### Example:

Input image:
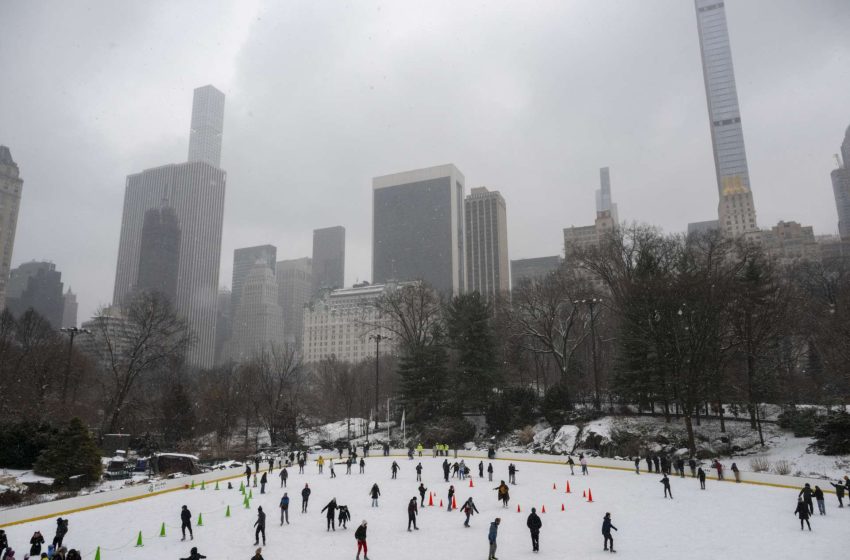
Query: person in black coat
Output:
[[799, 483, 814, 515], [338, 505, 351, 529], [602, 512, 617, 552], [698, 467, 706, 490], [0, 529, 7, 553], [447, 485, 455, 511], [479, 461, 484, 478], [29, 531, 45, 556], [526, 508, 542, 552], [795, 497, 811, 531], [442, 459, 450, 482], [260, 472, 268, 494], [52, 518, 69, 548], [180, 546, 207, 560], [487, 463, 494, 482], [301, 483, 311, 513], [645, 456, 653, 473], [253, 506, 266, 546], [418, 483, 428, 507], [462, 497, 479, 528], [407, 497, 419, 531], [370, 483, 381, 507], [415, 463, 423, 482], [180, 505, 193, 540], [829, 480, 846, 508], [652, 456, 660, 473], [660, 474, 673, 499], [280, 467, 288, 488], [322, 498, 339, 531], [359, 458, 366, 474], [250, 548, 264, 560], [355, 521, 369, 560]]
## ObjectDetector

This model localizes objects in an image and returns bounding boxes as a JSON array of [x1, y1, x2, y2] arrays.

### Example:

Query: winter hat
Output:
[[531, 508, 536, 513]]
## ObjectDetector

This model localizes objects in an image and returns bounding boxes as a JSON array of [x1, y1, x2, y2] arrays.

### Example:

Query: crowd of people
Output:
[[0, 518, 80, 560]]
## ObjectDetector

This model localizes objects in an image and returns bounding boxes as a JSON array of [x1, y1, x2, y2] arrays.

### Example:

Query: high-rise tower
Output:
[[831, 126, 850, 240], [0, 146, 23, 311], [136, 206, 181, 302], [464, 187, 509, 300], [595, 167, 618, 224], [113, 86, 227, 367], [311, 226, 345, 298], [694, 0, 758, 237]]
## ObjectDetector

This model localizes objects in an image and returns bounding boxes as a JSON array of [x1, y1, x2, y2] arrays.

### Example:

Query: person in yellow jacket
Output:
[[317, 455, 325, 474], [416, 443, 424, 457]]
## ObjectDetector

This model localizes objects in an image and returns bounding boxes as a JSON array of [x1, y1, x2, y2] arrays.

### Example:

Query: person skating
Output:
[[29, 531, 44, 556], [268, 456, 275, 474], [280, 466, 288, 488], [494, 480, 510, 508], [407, 497, 419, 531], [52, 518, 68, 548], [799, 483, 814, 515], [602, 512, 617, 553], [391, 461, 400, 479], [322, 498, 339, 531], [298, 455, 305, 474], [795, 497, 812, 531], [253, 506, 266, 546], [526, 507, 542, 552], [487, 518, 500, 560], [830, 480, 846, 507], [180, 505, 194, 541], [442, 459, 450, 482], [487, 462, 494, 482], [250, 547, 264, 560], [301, 483, 311, 513], [418, 483, 428, 507], [355, 520, 369, 560], [478, 460, 484, 478], [731, 462, 740, 483], [814, 485, 826, 515], [566, 456, 575, 475], [279, 492, 290, 525], [415, 462, 423, 482], [370, 483, 381, 507], [180, 546, 207, 560], [634, 457, 640, 474], [338, 505, 351, 529], [660, 474, 673, 499], [260, 472, 268, 493], [254, 456, 260, 475], [462, 497, 479, 527], [447, 485, 456, 511], [580, 454, 589, 475], [698, 467, 706, 490], [508, 463, 517, 485], [359, 458, 366, 474], [245, 464, 252, 486], [713, 459, 724, 481], [346, 457, 353, 475], [330, 460, 337, 478]]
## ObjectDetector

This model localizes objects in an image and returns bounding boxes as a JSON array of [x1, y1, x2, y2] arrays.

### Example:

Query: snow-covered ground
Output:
[[2, 456, 843, 559]]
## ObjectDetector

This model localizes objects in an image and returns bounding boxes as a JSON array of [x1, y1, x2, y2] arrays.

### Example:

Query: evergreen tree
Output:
[[161, 381, 196, 448], [445, 292, 499, 411], [35, 417, 102, 486], [398, 333, 448, 423]]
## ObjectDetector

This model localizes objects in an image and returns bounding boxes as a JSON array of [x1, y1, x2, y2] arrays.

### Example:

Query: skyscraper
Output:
[[464, 187, 509, 300], [311, 226, 345, 298], [63, 287, 78, 328], [6, 261, 65, 328], [372, 164, 466, 296], [694, 0, 758, 237], [276, 257, 312, 349], [188, 85, 226, 167], [232, 245, 277, 315], [595, 167, 619, 224], [230, 263, 284, 362], [0, 146, 23, 312], [831, 125, 850, 240], [136, 206, 181, 302], [113, 85, 227, 367], [510, 256, 562, 288]]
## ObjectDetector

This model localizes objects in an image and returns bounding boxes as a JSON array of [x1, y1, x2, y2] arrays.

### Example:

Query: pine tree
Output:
[[35, 417, 102, 486], [445, 292, 499, 411]]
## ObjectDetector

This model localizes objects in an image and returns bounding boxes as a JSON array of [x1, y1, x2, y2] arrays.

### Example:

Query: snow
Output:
[[3, 456, 843, 559], [550, 426, 579, 454]]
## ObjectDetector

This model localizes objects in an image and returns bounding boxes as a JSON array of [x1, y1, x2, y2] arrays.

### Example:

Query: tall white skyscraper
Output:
[[595, 167, 618, 224], [188, 85, 225, 167], [277, 257, 312, 349], [230, 263, 284, 362], [0, 146, 23, 312], [465, 187, 509, 300], [113, 86, 227, 367], [831, 125, 850, 240], [372, 164, 466, 296], [694, 0, 757, 237]]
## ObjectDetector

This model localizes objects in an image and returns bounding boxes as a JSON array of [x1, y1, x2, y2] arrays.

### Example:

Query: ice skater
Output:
[[660, 474, 673, 499], [355, 520, 369, 560], [795, 497, 812, 531], [508, 463, 517, 485], [253, 506, 266, 546], [416, 462, 423, 481], [250, 547, 264, 560], [301, 483, 311, 513], [391, 461, 400, 479], [418, 483, 428, 507], [462, 497, 479, 527], [447, 485, 456, 511], [280, 466, 288, 488], [180, 505, 193, 541], [279, 492, 290, 525], [799, 483, 814, 515], [322, 498, 339, 531], [566, 456, 575, 475], [338, 505, 351, 529], [487, 462, 494, 482], [602, 512, 617, 553], [52, 518, 68, 548], [830, 480, 846, 508], [634, 457, 640, 474], [580, 454, 589, 475], [407, 497, 419, 531], [698, 467, 706, 490], [526, 507, 542, 552], [260, 471, 267, 493], [180, 546, 207, 560], [370, 483, 381, 507], [494, 480, 510, 508], [814, 485, 826, 515], [487, 518, 500, 560]]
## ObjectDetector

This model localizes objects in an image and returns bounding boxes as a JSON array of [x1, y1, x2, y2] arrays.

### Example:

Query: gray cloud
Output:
[[2, 0, 848, 322]]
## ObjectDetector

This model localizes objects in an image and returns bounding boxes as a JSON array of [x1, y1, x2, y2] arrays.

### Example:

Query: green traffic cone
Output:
[[225, 505, 231, 517], [94, 546, 101, 560], [240, 482, 245, 494], [191, 479, 196, 489], [248, 489, 253, 499], [244, 496, 250, 509], [135, 530, 143, 547], [159, 522, 166, 537], [215, 481, 220, 490], [201, 480, 206, 490]]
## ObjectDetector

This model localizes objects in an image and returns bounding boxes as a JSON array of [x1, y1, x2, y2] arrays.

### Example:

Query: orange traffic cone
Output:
[[516, 504, 521, 513], [452, 495, 457, 510], [587, 489, 594, 502], [541, 505, 546, 513], [561, 503, 565, 511], [566, 481, 571, 493], [428, 493, 434, 506], [469, 479, 474, 488], [440, 499, 443, 507], [582, 490, 586, 498]]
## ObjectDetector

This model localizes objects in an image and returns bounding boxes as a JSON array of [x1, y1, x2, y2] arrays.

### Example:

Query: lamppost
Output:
[[575, 298, 603, 411], [59, 326, 91, 403], [369, 333, 391, 431]]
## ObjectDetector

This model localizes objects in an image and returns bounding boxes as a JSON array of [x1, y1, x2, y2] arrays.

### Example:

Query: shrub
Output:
[[34, 418, 103, 487], [773, 460, 791, 475], [485, 387, 538, 434], [517, 425, 536, 445], [812, 412, 850, 455], [541, 384, 571, 427], [0, 421, 59, 469], [777, 407, 819, 437], [420, 416, 476, 447], [750, 457, 771, 472]]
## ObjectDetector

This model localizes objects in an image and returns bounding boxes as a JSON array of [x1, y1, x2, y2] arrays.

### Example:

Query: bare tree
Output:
[[246, 343, 304, 446], [372, 282, 443, 350]]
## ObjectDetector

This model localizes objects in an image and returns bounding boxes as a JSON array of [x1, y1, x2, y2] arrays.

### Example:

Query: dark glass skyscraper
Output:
[[6, 261, 65, 329], [311, 226, 345, 298], [136, 206, 181, 302]]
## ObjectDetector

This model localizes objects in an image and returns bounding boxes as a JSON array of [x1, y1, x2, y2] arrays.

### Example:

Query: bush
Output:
[[777, 407, 819, 437], [773, 460, 791, 475], [485, 387, 538, 434], [34, 418, 103, 487], [750, 457, 771, 472], [420, 416, 476, 447], [541, 385, 571, 427], [517, 426, 536, 445], [0, 421, 59, 469], [812, 412, 850, 455]]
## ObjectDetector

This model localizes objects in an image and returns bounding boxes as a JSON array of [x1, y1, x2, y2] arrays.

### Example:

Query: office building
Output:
[[277, 257, 312, 349], [188, 85, 225, 167], [0, 146, 23, 311], [230, 263, 284, 362], [62, 287, 78, 328], [232, 245, 277, 315], [564, 167, 618, 260], [510, 256, 562, 288], [759, 221, 821, 265], [465, 187, 509, 300], [312, 226, 345, 298], [135, 206, 181, 302], [302, 283, 402, 364], [5, 261, 65, 328], [694, 0, 758, 236], [113, 85, 227, 367], [214, 288, 233, 364], [831, 125, 850, 240], [372, 164, 466, 296], [688, 220, 721, 235]]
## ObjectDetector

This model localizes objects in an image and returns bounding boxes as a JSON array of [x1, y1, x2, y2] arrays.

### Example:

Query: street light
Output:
[[574, 298, 603, 411], [369, 333, 391, 431], [59, 326, 91, 403]]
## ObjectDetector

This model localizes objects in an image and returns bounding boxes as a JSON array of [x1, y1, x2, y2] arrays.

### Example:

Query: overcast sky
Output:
[[2, 0, 849, 322]]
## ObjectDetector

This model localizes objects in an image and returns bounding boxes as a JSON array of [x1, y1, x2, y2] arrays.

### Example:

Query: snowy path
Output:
[[1, 456, 844, 559]]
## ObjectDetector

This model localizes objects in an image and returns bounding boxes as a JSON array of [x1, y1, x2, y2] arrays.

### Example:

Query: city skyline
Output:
[[2, 1, 849, 321]]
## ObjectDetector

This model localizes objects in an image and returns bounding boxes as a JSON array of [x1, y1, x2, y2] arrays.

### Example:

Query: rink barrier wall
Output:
[[0, 449, 837, 528]]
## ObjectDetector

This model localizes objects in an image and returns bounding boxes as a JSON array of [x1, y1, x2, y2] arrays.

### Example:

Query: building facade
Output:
[[694, 0, 758, 236], [596, 167, 619, 224], [112, 86, 227, 367], [510, 256, 562, 288], [188, 85, 225, 168], [464, 187, 509, 300], [831, 125, 850, 240], [230, 264, 284, 362], [302, 283, 401, 364], [312, 226, 345, 298], [372, 164, 466, 296], [277, 257, 312, 349], [62, 287, 78, 328], [0, 146, 23, 311], [232, 245, 277, 315], [135, 206, 181, 302], [759, 221, 821, 265], [5, 261, 65, 328]]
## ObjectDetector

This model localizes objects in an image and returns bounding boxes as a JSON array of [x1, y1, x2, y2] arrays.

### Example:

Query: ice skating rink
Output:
[[2, 456, 844, 559]]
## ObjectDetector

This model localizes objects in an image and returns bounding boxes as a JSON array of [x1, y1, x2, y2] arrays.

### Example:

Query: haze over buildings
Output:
[[831, 126, 850, 240], [311, 226, 345, 298], [5, 261, 65, 329], [0, 146, 23, 311]]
